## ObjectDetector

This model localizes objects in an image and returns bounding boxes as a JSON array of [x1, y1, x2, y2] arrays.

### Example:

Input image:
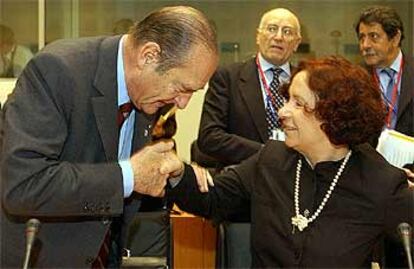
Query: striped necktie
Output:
[[265, 68, 284, 138], [382, 68, 395, 103]]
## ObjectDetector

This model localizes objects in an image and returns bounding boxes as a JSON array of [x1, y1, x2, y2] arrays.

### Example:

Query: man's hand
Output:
[[402, 168, 414, 188], [130, 140, 183, 197], [191, 163, 214, 193]]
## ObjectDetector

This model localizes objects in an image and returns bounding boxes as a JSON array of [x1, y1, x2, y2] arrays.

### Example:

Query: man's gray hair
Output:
[[131, 6, 218, 73]]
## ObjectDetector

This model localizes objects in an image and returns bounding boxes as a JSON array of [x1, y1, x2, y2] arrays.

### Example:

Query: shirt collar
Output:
[[389, 50, 403, 73], [117, 35, 130, 107], [376, 49, 403, 74], [258, 52, 291, 77]]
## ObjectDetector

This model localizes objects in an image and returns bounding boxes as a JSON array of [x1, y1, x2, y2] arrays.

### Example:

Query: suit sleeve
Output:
[[168, 153, 257, 221], [1, 52, 124, 217], [382, 172, 414, 267], [198, 66, 263, 166]]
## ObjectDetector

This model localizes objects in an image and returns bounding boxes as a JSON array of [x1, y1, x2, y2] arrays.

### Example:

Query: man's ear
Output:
[[391, 30, 402, 47], [256, 29, 261, 46], [137, 42, 161, 68], [293, 36, 302, 52]]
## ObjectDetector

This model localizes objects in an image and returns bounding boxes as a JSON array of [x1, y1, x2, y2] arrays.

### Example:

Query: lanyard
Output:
[[256, 55, 278, 109], [372, 57, 404, 128]]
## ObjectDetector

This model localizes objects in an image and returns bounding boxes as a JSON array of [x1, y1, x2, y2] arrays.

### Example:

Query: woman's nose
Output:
[[278, 103, 288, 118]]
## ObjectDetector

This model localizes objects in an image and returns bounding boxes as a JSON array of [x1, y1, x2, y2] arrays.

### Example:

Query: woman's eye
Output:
[[294, 100, 304, 107]]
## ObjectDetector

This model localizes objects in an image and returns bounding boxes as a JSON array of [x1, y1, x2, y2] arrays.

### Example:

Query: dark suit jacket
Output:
[[170, 142, 413, 268], [197, 58, 268, 168], [395, 54, 414, 137], [373, 53, 414, 268], [0, 36, 158, 268], [368, 54, 414, 150]]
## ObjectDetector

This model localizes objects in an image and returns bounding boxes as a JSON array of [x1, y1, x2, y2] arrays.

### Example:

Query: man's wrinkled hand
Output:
[[160, 151, 184, 178], [130, 140, 176, 197]]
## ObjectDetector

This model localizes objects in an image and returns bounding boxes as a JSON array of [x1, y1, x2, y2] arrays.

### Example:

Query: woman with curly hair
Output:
[[168, 56, 413, 268]]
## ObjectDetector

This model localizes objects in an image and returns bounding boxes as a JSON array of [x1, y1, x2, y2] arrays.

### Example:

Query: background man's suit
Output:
[[373, 54, 414, 268], [1, 36, 158, 267], [367, 54, 414, 140], [197, 58, 268, 168], [393, 54, 413, 140]]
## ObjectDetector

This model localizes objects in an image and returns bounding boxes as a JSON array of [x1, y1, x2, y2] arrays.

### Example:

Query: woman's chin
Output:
[[283, 137, 297, 149]]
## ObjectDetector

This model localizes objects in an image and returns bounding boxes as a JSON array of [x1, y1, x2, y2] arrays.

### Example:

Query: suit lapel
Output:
[[397, 54, 413, 121], [238, 58, 268, 142], [92, 36, 121, 161]]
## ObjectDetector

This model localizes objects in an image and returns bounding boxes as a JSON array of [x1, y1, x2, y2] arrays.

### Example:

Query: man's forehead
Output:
[[263, 12, 298, 29], [359, 22, 385, 33]]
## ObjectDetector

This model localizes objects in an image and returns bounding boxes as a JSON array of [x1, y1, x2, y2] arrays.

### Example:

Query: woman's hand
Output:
[[191, 163, 214, 193]]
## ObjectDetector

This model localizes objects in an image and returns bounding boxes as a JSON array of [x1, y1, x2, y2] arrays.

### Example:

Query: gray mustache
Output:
[[362, 49, 376, 56]]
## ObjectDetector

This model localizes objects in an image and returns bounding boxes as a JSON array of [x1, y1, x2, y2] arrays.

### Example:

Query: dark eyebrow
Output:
[[291, 93, 306, 103]]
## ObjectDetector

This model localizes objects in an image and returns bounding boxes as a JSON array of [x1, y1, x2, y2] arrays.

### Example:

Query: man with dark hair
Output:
[[355, 6, 414, 268], [196, 8, 301, 171], [1, 6, 217, 268], [355, 6, 413, 146]]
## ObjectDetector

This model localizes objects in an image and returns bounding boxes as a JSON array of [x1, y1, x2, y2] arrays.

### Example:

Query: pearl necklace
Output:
[[291, 150, 352, 233]]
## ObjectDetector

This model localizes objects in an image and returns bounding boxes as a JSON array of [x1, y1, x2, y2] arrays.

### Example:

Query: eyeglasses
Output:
[[261, 24, 297, 40]]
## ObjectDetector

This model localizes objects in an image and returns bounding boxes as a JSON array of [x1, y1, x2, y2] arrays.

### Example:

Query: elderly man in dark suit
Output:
[[355, 6, 414, 267], [196, 8, 301, 171], [0, 6, 218, 268]]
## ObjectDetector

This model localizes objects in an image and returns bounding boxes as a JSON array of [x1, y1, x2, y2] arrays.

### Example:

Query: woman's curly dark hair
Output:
[[281, 56, 386, 146]]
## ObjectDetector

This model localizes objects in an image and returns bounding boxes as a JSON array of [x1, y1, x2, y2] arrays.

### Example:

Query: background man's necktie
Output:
[[382, 68, 398, 129], [265, 68, 284, 138], [382, 68, 395, 102]]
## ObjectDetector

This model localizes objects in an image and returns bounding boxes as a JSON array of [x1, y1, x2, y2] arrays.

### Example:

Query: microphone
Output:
[[397, 222, 413, 269], [23, 218, 41, 269]]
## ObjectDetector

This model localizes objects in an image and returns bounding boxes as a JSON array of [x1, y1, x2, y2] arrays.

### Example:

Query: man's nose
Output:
[[273, 29, 284, 40], [360, 37, 371, 49]]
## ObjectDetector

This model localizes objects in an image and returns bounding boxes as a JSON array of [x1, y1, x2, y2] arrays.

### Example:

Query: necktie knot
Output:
[[382, 68, 395, 80], [117, 102, 133, 128], [271, 67, 283, 77]]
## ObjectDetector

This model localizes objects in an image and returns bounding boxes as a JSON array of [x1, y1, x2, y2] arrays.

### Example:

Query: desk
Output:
[[171, 212, 216, 268]]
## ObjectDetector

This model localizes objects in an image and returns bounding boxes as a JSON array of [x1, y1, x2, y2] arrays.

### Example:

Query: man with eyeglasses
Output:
[[195, 8, 301, 178], [1, 6, 218, 268], [355, 6, 414, 268]]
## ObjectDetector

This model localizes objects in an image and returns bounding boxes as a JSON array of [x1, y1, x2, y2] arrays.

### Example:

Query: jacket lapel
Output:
[[238, 58, 268, 142], [92, 36, 121, 161], [397, 54, 413, 121]]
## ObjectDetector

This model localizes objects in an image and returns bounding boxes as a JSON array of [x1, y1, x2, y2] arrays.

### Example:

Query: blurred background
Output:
[[1, 0, 413, 160]]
